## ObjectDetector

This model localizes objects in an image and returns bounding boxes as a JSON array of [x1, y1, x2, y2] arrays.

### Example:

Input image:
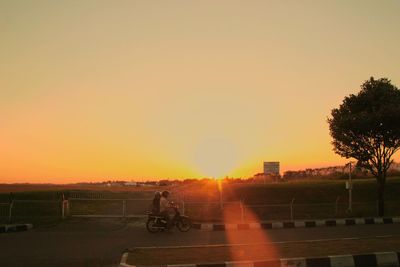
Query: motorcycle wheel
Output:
[[177, 217, 192, 232], [146, 218, 161, 233]]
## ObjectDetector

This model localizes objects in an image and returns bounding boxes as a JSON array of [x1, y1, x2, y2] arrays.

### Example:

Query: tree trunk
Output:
[[377, 178, 385, 217]]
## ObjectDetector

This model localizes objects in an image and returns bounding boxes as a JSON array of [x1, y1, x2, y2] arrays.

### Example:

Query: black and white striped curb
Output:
[[0, 224, 33, 233], [120, 251, 400, 267], [192, 217, 400, 231]]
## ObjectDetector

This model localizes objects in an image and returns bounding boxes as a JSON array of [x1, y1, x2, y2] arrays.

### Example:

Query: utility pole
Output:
[[347, 161, 354, 212], [218, 180, 223, 210]]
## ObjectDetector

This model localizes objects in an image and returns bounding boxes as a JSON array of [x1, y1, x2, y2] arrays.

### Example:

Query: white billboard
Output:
[[263, 162, 280, 175]]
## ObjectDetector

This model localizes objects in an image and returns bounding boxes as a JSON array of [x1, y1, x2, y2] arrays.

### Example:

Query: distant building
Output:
[[264, 162, 280, 175], [250, 162, 281, 183], [124, 181, 137, 186]]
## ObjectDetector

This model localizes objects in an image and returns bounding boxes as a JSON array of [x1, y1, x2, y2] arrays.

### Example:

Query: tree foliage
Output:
[[328, 77, 400, 215]]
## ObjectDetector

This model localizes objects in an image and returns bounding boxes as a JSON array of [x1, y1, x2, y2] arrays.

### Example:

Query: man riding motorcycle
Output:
[[146, 190, 192, 233]]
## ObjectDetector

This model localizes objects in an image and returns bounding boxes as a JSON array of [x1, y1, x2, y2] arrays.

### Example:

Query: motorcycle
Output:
[[146, 202, 192, 233]]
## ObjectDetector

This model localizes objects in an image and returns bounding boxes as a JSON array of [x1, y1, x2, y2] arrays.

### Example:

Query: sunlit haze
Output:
[[1, 1, 399, 183]]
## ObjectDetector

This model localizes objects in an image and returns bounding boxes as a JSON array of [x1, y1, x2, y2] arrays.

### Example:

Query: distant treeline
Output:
[[282, 162, 400, 180]]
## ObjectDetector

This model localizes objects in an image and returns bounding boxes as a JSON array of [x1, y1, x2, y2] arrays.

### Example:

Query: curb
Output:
[[192, 217, 400, 231], [0, 223, 33, 233], [120, 251, 400, 267]]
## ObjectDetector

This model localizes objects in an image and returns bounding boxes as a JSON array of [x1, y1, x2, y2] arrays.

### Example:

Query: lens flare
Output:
[[220, 182, 280, 261]]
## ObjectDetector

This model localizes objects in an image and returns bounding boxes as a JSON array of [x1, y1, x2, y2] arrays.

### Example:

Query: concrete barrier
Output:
[[192, 217, 400, 231], [0, 223, 33, 233], [120, 251, 400, 267]]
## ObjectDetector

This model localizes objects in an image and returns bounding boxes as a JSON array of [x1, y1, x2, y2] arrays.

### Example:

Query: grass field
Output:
[[1, 177, 400, 224], [0, 184, 164, 224], [180, 177, 400, 221], [181, 177, 400, 203]]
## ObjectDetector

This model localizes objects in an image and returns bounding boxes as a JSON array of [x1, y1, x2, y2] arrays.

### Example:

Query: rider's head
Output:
[[161, 191, 170, 198], [154, 191, 161, 199]]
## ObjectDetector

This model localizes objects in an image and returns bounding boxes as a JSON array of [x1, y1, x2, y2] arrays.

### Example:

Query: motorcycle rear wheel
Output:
[[146, 218, 161, 233], [177, 217, 192, 232]]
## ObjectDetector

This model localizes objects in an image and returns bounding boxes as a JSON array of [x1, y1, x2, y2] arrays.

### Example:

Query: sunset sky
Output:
[[1, 1, 399, 183]]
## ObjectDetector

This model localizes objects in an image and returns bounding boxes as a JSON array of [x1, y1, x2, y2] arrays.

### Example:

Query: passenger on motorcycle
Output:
[[159, 191, 173, 229], [151, 191, 161, 215]]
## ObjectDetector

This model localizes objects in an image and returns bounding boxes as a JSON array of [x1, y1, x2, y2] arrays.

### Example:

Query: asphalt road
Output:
[[1, 218, 400, 267]]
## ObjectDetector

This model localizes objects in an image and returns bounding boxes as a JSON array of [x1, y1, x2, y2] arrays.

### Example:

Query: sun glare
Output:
[[192, 138, 238, 178]]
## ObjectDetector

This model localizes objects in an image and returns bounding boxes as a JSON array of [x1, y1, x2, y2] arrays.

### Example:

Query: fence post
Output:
[[181, 201, 185, 215], [8, 192, 14, 224], [240, 200, 244, 222], [122, 200, 126, 217], [335, 196, 340, 216], [65, 200, 70, 217], [290, 198, 295, 221], [61, 193, 65, 220], [181, 193, 185, 215]]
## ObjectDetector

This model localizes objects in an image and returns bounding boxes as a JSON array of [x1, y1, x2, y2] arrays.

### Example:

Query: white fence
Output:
[[0, 199, 67, 223], [1, 196, 399, 222], [68, 198, 153, 218], [181, 199, 400, 221], [0, 203, 11, 222]]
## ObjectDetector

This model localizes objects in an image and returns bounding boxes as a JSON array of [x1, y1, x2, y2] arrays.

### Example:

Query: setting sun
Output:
[[192, 138, 239, 178]]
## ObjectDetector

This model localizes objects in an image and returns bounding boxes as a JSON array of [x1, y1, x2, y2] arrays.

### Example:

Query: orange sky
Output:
[[1, 1, 399, 183]]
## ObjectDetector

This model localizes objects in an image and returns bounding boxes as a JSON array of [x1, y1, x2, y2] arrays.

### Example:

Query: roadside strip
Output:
[[193, 217, 400, 231]]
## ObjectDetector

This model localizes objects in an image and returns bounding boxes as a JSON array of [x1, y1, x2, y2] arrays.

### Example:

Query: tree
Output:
[[328, 77, 400, 216]]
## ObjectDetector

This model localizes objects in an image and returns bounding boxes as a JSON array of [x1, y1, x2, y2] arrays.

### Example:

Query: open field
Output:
[[0, 184, 168, 224], [181, 177, 400, 221], [181, 177, 400, 203], [126, 236, 400, 265], [1, 177, 400, 224]]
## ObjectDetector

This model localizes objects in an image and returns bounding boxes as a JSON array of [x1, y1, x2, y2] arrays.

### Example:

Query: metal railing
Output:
[[2, 194, 399, 222], [0, 199, 64, 223], [0, 193, 69, 223], [68, 198, 153, 218], [182, 198, 400, 222], [0, 203, 11, 223]]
